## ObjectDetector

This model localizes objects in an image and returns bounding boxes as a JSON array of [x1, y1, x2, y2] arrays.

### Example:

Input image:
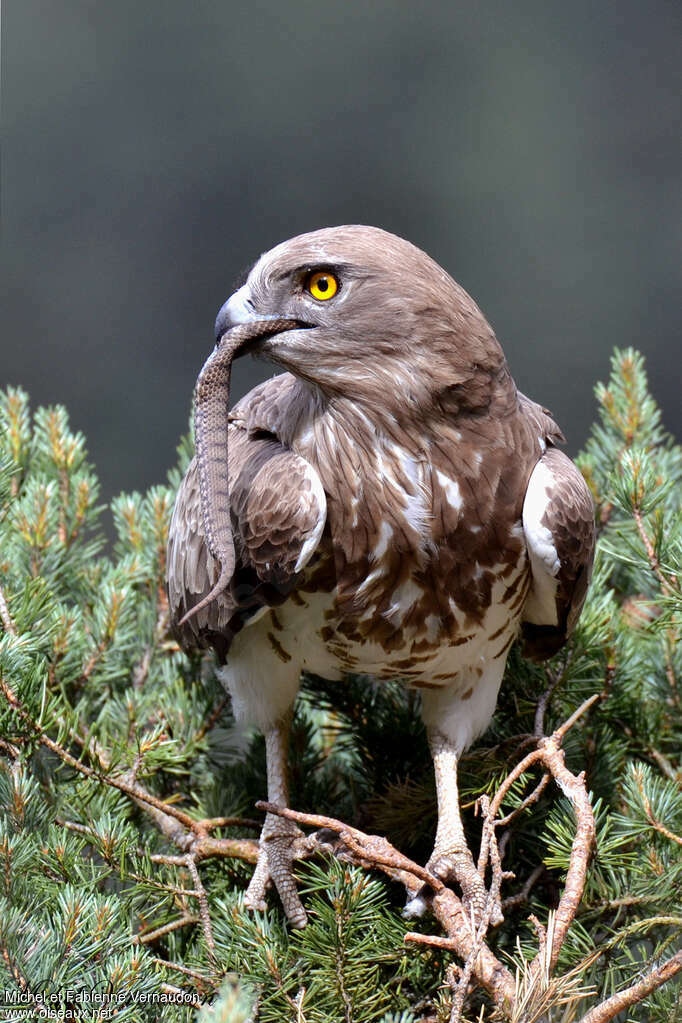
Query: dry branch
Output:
[[260, 695, 602, 1019], [577, 949, 682, 1023], [259, 800, 517, 1011], [135, 916, 200, 945], [3, 595, 677, 1022], [0, 662, 259, 864], [533, 734, 596, 974]]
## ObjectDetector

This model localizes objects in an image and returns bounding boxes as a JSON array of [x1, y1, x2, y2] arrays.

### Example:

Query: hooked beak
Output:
[[214, 285, 284, 346], [214, 284, 312, 356]]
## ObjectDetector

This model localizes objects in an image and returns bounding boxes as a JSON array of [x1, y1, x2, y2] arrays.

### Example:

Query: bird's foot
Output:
[[403, 848, 503, 928], [244, 813, 311, 928]]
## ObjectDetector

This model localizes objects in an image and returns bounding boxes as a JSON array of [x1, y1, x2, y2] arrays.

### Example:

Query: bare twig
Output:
[[54, 816, 95, 838], [404, 932, 460, 951], [484, 695, 596, 848], [535, 739, 595, 974], [478, 695, 598, 987], [535, 670, 562, 737], [135, 915, 200, 945], [259, 801, 516, 1011], [185, 854, 216, 956], [577, 949, 682, 1023], [553, 693, 600, 741], [200, 815, 262, 831], [502, 864, 545, 912], [257, 802, 445, 892], [450, 797, 511, 1022], [148, 852, 192, 866], [495, 773, 551, 828], [487, 748, 545, 823], [152, 957, 213, 986]]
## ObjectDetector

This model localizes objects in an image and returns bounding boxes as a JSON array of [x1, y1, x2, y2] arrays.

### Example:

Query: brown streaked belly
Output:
[[303, 556, 530, 689]]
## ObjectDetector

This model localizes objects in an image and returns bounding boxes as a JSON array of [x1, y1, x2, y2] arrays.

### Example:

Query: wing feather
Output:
[[167, 404, 326, 657], [518, 391, 566, 447], [521, 447, 595, 660]]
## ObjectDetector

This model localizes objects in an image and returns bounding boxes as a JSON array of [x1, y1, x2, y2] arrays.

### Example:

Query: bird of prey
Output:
[[167, 225, 596, 927]]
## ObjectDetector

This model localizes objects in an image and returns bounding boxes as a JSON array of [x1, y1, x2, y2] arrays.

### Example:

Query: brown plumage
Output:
[[167, 225, 596, 926]]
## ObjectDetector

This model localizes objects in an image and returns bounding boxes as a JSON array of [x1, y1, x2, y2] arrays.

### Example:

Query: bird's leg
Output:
[[428, 730, 488, 915], [404, 729, 489, 923], [244, 711, 309, 928]]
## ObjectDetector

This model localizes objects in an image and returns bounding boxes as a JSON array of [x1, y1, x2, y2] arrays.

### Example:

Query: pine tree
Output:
[[0, 349, 679, 1023]]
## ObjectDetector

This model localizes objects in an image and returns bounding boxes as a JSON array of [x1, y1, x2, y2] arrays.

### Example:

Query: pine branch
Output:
[[632, 506, 674, 597], [135, 916, 200, 945], [1, 355, 679, 1021], [0, 664, 258, 863], [634, 766, 682, 846], [259, 800, 516, 1009], [185, 853, 216, 957], [259, 695, 601, 1019]]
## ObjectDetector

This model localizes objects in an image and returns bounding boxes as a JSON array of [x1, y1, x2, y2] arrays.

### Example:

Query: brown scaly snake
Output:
[[179, 318, 301, 625]]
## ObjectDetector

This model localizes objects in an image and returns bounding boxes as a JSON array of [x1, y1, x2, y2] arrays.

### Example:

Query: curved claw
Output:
[[403, 850, 502, 927], [409, 729, 505, 927], [244, 850, 271, 913], [245, 814, 309, 928]]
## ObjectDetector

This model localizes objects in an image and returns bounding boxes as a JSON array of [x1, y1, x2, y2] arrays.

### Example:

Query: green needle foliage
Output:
[[0, 349, 679, 1022]]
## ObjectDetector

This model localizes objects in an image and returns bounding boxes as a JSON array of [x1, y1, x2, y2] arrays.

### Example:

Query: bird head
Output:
[[215, 225, 512, 418]]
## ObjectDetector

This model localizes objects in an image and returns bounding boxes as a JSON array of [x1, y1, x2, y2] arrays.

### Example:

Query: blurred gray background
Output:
[[3, 1, 680, 511]]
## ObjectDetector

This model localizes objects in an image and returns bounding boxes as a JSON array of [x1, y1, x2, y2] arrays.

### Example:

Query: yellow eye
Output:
[[306, 270, 339, 301]]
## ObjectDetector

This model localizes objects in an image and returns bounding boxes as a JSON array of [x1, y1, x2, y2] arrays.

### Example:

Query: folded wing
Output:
[[167, 422, 326, 658], [521, 447, 596, 660]]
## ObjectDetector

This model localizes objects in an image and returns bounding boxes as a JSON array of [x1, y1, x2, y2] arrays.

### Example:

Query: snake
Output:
[[179, 318, 301, 625]]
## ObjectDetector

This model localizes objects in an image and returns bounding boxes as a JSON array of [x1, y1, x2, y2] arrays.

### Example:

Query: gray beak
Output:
[[214, 284, 287, 345], [214, 285, 258, 344]]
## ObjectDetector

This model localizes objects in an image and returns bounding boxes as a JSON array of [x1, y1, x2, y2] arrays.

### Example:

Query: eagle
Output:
[[167, 225, 596, 928]]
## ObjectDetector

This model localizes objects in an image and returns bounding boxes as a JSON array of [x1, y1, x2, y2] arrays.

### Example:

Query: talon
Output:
[[408, 848, 503, 929], [419, 730, 505, 930], [244, 892, 268, 913], [245, 813, 308, 927], [434, 852, 489, 926], [244, 851, 270, 913]]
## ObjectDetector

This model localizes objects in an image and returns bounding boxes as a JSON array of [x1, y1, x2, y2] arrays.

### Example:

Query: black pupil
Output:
[[317, 276, 329, 292]]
